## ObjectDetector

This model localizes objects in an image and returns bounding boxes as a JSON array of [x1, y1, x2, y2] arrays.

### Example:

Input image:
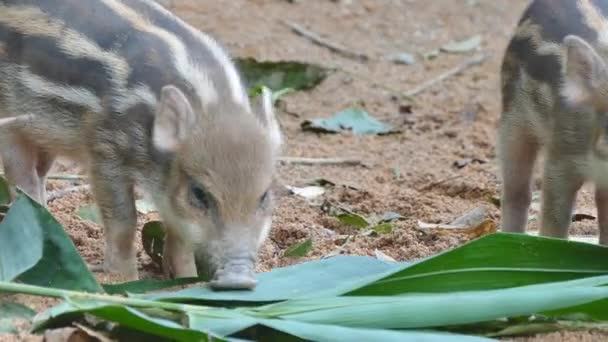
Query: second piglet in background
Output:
[[499, 0, 608, 244], [0, 0, 282, 290]]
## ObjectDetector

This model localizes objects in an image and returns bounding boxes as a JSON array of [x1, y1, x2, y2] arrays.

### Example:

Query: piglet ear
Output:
[[252, 86, 282, 152], [561, 35, 608, 107], [153, 85, 196, 152]]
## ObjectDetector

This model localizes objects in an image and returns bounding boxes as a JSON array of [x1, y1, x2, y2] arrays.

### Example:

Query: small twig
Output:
[[283, 21, 369, 62], [0, 173, 86, 181], [47, 184, 90, 202], [417, 174, 463, 192], [47, 174, 87, 181], [279, 157, 362, 166], [403, 53, 489, 98]]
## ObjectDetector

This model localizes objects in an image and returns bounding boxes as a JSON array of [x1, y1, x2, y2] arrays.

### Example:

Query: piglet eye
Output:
[[189, 183, 209, 209]]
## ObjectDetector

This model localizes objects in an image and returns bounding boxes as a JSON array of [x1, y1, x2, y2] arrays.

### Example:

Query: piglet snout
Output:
[[209, 257, 257, 290]]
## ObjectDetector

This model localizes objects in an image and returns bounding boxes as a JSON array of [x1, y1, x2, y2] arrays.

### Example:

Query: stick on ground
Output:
[[284, 21, 369, 62], [403, 53, 489, 98], [47, 185, 90, 202], [279, 157, 362, 166]]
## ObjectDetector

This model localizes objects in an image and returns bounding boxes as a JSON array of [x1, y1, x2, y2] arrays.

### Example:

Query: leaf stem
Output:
[[0, 281, 220, 315]]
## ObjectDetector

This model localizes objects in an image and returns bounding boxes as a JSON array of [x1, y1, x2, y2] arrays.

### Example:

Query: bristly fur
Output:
[[498, 0, 608, 245], [0, 0, 282, 286]]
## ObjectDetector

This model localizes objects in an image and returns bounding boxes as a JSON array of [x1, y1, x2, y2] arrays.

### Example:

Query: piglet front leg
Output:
[[88, 161, 139, 281]]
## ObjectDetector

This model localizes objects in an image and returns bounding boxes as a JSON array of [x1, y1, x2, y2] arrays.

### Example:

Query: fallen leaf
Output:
[[301, 107, 400, 135], [76, 205, 102, 225], [284, 238, 313, 258], [235, 58, 329, 92], [386, 52, 416, 65], [441, 35, 482, 53], [286, 185, 326, 200], [453, 158, 486, 169], [337, 213, 370, 229], [372, 222, 394, 234], [381, 212, 403, 222], [417, 219, 497, 239], [374, 249, 397, 262], [449, 206, 488, 227]]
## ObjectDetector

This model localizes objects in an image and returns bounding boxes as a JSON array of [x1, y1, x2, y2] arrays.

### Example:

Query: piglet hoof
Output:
[[209, 264, 257, 291], [87, 263, 105, 273]]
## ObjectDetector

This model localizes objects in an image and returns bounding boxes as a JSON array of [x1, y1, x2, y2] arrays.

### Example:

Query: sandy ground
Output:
[[2, 0, 607, 341]]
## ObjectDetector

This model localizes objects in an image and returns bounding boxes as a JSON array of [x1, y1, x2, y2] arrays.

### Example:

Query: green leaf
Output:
[[140, 256, 400, 303], [235, 58, 329, 92], [103, 277, 202, 295], [372, 222, 394, 234], [441, 35, 482, 53], [347, 233, 608, 296], [33, 301, 226, 342], [337, 212, 370, 229], [0, 302, 35, 334], [0, 192, 101, 293], [252, 276, 608, 330], [76, 204, 102, 224], [188, 314, 493, 341], [284, 239, 313, 258], [301, 107, 400, 135], [141, 221, 165, 266], [0, 176, 11, 206]]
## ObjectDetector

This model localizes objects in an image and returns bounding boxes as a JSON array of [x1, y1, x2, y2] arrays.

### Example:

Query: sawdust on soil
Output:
[[1, 1, 605, 341]]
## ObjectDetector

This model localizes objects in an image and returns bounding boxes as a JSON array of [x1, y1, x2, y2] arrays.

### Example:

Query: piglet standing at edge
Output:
[[0, 0, 283, 290], [499, 0, 608, 244]]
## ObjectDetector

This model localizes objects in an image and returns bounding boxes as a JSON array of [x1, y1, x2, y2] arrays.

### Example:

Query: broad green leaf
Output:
[[103, 277, 202, 295], [142, 221, 165, 266], [347, 233, 608, 296], [0, 176, 11, 206], [252, 276, 608, 330], [235, 58, 328, 92], [33, 301, 225, 342], [256, 319, 494, 342], [0, 194, 43, 281], [0, 302, 35, 334], [284, 239, 313, 258], [337, 212, 369, 229], [0, 193, 101, 293], [441, 35, 482, 53], [301, 107, 399, 135], [188, 314, 493, 341], [76, 204, 102, 224], [140, 256, 400, 303]]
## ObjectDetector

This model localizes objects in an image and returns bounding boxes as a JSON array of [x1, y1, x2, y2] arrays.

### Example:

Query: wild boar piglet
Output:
[[0, 0, 282, 289], [499, 0, 608, 244]]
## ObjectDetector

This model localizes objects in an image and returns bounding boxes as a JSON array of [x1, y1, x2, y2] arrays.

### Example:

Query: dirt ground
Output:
[[3, 0, 608, 341]]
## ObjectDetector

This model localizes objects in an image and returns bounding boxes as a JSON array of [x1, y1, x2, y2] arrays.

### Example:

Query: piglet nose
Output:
[[209, 256, 257, 290]]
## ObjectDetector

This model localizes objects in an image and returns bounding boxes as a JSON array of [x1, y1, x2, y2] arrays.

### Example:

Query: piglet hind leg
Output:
[[88, 164, 139, 281], [498, 121, 539, 234], [595, 187, 608, 245], [539, 156, 584, 239], [35, 151, 56, 205], [0, 134, 46, 204]]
